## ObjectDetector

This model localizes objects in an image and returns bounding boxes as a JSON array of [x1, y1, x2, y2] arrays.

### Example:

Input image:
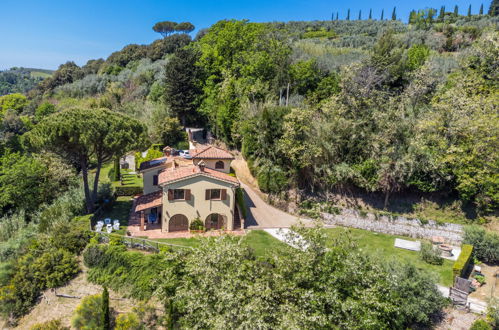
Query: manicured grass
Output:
[[242, 230, 290, 257], [99, 163, 143, 188], [155, 230, 289, 258], [97, 196, 133, 235], [324, 228, 454, 286]]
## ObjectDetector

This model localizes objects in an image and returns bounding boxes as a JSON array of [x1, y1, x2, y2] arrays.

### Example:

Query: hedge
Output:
[[114, 186, 143, 196], [236, 188, 247, 218], [452, 244, 473, 279]]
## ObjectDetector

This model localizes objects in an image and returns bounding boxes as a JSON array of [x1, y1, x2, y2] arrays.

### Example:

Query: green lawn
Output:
[[97, 196, 133, 235], [155, 230, 289, 258], [324, 228, 454, 286], [99, 163, 142, 188]]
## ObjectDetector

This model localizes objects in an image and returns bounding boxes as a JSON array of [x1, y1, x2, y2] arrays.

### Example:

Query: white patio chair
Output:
[[95, 224, 102, 233], [97, 220, 104, 227], [106, 224, 113, 233], [113, 221, 120, 231]]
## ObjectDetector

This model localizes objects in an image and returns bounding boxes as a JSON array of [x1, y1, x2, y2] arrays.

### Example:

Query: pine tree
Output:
[[488, 0, 498, 16], [336, 12, 339, 20], [346, 9, 350, 20], [369, 8, 372, 19], [454, 5, 459, 16], [331, 12, 334, 21], [102, 287, 110, 330], [381, 9, 384, 20], [358, 10, 362, 20], [391, 7, 397, 20], [467, 5, 472, 16], [479, 3, 484, 14]]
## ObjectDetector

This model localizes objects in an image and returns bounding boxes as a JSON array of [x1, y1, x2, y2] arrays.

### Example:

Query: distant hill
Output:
[[0, 67, 53, 95]]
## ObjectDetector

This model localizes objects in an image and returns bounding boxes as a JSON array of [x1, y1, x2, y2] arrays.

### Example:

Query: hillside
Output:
[[0, 67, 53, 95], [0, 10, 498, 329]]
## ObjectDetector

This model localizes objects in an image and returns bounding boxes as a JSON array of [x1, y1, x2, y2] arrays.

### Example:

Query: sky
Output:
[[0, 0, 490, 70]]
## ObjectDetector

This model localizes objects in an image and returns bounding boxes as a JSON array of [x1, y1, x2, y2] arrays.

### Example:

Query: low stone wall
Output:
[[321, 209, 463, 245]]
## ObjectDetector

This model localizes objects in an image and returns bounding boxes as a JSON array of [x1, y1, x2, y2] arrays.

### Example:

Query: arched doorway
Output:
[[169, 214, 188, 232], [205, 213, 224, 230]]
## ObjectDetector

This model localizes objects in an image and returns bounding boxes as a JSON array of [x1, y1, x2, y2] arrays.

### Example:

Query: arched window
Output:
[[215, 161, 224, 169]]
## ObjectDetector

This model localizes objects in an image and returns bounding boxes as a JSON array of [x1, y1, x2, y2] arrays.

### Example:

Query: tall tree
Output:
[[346, 9, 350, 20], [164, 48, 203, 126], [489, 0, 498, 15], [439, 6, 446, 19], [336, 12, 339, 20], [391, 7, 397, 20], [152, 21, 177, 37], [26, 108, 148, 213], [174, 22, 195, 33], [454, 5, 459, 16], [101, 287, 110, 330], [479, 3, 484, 14], [409, 10, 417, 23], [369, 8, 372, 19], [381, 9, 384, 20], [358, 10, 362, 20], [468, 5, 472, 16]]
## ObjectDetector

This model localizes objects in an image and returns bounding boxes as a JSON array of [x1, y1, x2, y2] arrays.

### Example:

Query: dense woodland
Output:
[[0, 5, 498, 328]]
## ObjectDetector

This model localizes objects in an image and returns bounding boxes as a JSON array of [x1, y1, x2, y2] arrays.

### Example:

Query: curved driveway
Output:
[[240, 182, 312, 229]]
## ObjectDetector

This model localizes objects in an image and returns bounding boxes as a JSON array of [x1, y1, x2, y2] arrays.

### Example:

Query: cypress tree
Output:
[[346, 9, 350, 20], [467, 5, 472, 16], [439, 6, 446, 19], [113, 157, 120, 181], [358, 10, 362, 20], [489, 0, 499, 16], [102, 287, 110, 330], [479, 3, 484, 14], [331, 12, 334, 21], [369, 8, 372, 19], [391, 7, 397, 20], [336, 12, 339, 20], [381, 9, 384, 20], [454, 5, 459, 16]]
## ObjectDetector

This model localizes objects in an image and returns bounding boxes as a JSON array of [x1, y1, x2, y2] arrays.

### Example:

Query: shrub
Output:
[[84, 244, 171, 300], [115, 312, 140, 330], [31, 249, 80, 288], [236, 188, 247, 218], [420, 242, 444, 265], [189, 218, 205, 231], [463, 226, 499, 264], [470, 319, 492, 330], [31, 319, 69, 330], [488, 298, 499, 329], [71, 294, 104, 330], [114, 186, 143, 197], [452, 244, 474, 279], [102, 287, 110, 330]]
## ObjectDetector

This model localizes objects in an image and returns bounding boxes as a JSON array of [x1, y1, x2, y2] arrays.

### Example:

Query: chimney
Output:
[[163, 146, 172, 157], [198, 160, 206, 172]]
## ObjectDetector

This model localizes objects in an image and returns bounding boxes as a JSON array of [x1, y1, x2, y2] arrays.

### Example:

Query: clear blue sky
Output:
[[0, 0, 490, 70]]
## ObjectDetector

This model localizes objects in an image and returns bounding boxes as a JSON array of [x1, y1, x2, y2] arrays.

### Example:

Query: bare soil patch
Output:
[[469, 264, 499, 302], [13, 264, 136, 329], [435, 307, 479, 330]]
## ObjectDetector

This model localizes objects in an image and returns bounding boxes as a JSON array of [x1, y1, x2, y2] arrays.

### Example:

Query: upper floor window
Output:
[[215, 161, 225, 169], [206, 189, 227, 200], [153, 175, 158, 186], [168, 189, 191, 200]]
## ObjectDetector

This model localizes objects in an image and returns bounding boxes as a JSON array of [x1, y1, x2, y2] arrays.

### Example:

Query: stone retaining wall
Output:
[[321, 209, 463, 245]]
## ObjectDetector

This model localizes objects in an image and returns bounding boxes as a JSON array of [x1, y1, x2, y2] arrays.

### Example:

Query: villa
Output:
[[132, 145, 242, 233]]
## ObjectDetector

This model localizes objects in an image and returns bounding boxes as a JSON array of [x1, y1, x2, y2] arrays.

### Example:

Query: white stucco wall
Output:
[[161, 175, 237, 232], [142, 168, 163, 194]]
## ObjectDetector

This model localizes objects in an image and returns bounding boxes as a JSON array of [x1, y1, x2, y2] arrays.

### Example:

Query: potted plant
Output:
[[189, 217, 205, 233]]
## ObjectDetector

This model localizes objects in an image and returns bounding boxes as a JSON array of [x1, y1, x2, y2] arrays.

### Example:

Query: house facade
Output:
[[134, 146, 241, 232]]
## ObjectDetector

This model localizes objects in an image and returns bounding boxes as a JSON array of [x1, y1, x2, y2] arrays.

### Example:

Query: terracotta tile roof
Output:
[[191, 146, 234, 160], [135, 191, 163, 212], [139, 157, 168, 171], [159, 165, 239, 186]]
